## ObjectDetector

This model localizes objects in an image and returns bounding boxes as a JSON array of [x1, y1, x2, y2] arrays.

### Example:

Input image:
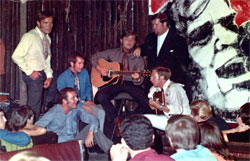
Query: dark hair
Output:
[[120, 115, 154, 150], [239, 103, 250, 126], [68, 51, 85, 67], [199, 121, 234, 160], [37, 11, 53, 22], [165, 115, 199, 150], [153, 66, 171, 80], [8, 105, 34, 132], [121, 30, 137, 41], [57, 87, 76, 104], [0, 107, 3, 113], [152, 13, 168, 24], [190, 100, 212, 120]]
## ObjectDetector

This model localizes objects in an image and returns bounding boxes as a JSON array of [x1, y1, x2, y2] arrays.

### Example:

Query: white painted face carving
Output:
[[170, 0, 250, 110]]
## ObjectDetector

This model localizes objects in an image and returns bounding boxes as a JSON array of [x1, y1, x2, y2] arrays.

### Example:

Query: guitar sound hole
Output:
[[103, 76, 111, 82]]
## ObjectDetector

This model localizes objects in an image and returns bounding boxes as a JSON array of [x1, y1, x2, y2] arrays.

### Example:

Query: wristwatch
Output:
[[159, 105, 163, 111]]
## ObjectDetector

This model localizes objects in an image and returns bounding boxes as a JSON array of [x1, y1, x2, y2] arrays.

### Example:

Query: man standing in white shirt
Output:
[[145, 66, 191, 130], [12, 11, 54, 121]]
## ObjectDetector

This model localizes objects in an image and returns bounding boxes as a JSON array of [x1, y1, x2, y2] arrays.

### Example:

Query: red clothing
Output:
[[130, 149, 174, 161]]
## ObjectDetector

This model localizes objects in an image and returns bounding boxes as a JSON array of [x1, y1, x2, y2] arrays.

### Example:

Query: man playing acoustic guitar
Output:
[[90, 30, 153, 139], [145, 66, 191, 130]]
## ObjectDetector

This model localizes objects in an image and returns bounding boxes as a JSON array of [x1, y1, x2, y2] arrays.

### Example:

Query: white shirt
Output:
[[157, 29, 169, 57], [148, 79, 191, 117], [12, 27, 53, 78]]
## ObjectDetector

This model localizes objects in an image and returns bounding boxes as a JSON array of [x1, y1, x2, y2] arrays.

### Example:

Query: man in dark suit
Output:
[[136, 13, 191, 98]]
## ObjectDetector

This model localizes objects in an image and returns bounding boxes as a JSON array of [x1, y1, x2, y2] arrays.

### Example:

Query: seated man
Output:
[[35, 87, 113, 153], [110, 115, 174, 161], [190, 99, 230, 130], [165, 115, 217, 161], [57, 51, 105, 132], [90, 30, 153, 137], [0, 108, 31, 152], [145, 67, 191, 130]]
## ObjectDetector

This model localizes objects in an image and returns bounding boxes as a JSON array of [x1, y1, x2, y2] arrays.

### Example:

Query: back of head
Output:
[[199, 121, 234, 160], [120, 115, 154, 150], [154, 66, 171, 80], [8, 105, 34, 131], [239, 102, 250, 125], [165, 115, 199, 150], [8, 151, 50, 161], [190, 100, 212, 121]]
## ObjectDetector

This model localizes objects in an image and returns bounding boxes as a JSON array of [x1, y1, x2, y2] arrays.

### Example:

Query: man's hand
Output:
[[96, 65, 108, 76], [131, 72, 140, 80], [110, 144, 128, 161], [29, 71, 41, 80], [149, 98, 160, 110], [82, 102, 95, 115], [43, 78, 52, 88], [85, 130, 94, 148], [133, 47, 141, 57]]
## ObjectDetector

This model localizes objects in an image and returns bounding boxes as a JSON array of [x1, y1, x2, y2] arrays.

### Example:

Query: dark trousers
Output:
[[94, 81, 151, 122], [22, 71, 46, 121]]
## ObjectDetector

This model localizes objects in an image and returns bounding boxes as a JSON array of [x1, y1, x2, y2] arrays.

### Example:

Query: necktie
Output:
[[122, 53, 129, 71], [42, 36, 50, 59], [74, 73, 81, 98]]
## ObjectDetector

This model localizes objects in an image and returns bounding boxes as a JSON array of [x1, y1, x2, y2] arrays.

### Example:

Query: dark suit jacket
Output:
[[141, 27, 190, 85]]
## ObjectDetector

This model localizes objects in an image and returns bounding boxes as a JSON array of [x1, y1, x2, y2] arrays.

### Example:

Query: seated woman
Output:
[[222, 103, 250, 142], [0, 107, 30, 151], [190, 100, 230, 131], [2, 105, 46, 152], [199, 121, 235, 161]]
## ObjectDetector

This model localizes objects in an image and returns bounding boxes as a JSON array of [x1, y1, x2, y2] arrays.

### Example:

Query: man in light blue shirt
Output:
[[35, 87, 112, 153], [57, 52, 105, 132], [165, 115, 217, 161]]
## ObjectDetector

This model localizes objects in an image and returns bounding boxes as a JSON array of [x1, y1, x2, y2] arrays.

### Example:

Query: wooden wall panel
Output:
[[0, 0, 151, 100]]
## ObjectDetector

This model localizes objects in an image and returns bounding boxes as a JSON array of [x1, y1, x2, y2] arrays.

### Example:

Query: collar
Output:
[[157, 28, 169, 40], [163, 79, 172, 91], [35, 26, 49, 40]]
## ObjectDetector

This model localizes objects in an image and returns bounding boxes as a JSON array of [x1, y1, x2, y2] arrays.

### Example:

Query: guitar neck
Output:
[[111, 71, 139, 76]]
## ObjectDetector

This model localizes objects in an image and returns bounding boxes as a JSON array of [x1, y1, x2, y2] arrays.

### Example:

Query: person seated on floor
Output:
[[3, 105, 46, 152], [145, 66, 191, 131], [0, 108, 30, 151], [165, 114, 217, 161], [222, 102, 250, 142], [190, 99, 230, 131], [110, 115, 174, 161], [8, 105, 46, 136], [199, 121, 235, 161], [35, 87, 113, 153]]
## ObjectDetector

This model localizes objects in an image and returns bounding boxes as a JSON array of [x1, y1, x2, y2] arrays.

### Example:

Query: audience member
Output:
[[0, 108, 30, 147], [190, 100, 230, 130], [145, 67, 190, 130], [165, 115, 217, 161], [223, 102, 250, 142], [8, 151, 50, 161], [8, 105, 46, 136], [199, 121, 235, 161], [57, 51, 105, 132], [12, 11, 54, 121], [35, 87, 113, 153], [110, 115, 174, 161]]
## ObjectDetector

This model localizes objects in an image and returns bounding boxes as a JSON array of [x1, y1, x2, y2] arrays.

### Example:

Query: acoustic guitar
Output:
[[91, 58, 151, 88], [152, 90, 165, 115]]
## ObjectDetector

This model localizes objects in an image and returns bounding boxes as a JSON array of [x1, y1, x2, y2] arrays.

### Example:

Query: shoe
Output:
[[88, 145, 104, 154]]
